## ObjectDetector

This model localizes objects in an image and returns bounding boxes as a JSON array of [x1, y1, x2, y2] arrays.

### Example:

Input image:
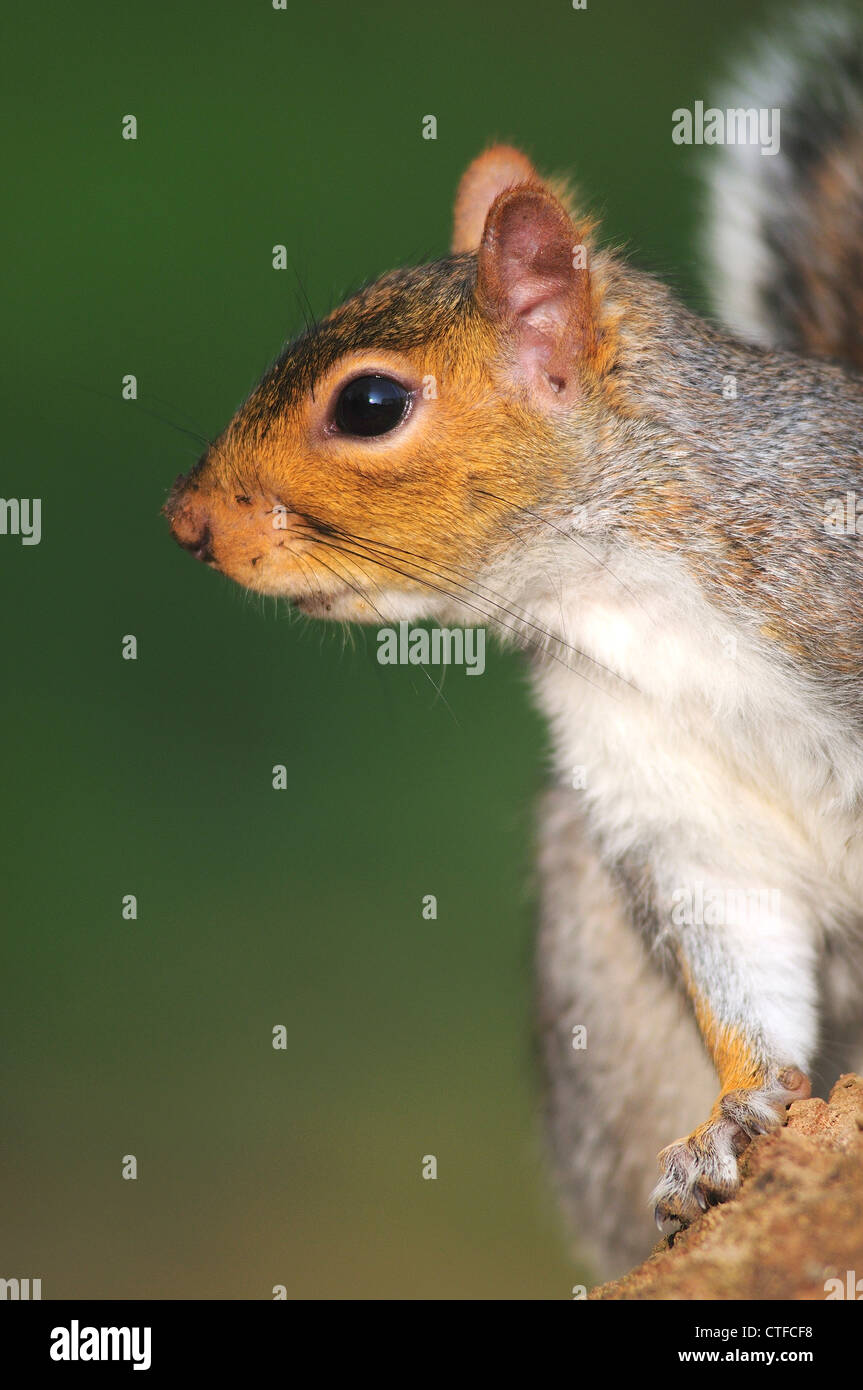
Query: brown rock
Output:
[[590, 1074, 863, 1300]]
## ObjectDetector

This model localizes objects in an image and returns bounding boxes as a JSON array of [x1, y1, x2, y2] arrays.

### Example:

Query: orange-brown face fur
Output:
[[164, 149, 598, 623]]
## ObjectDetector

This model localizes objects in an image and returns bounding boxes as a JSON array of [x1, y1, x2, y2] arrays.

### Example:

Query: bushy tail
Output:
[[703, 5, 863, 368]]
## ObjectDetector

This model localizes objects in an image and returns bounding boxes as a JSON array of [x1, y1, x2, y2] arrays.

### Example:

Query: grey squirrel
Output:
[[166, 7, 863, 1277]]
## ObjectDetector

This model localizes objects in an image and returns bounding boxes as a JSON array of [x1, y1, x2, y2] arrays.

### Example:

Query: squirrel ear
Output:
[[451, 145, 540, 254], [476, 184, 592, 400]]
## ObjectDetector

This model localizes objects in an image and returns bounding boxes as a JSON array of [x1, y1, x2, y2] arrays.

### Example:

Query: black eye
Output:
[[334, 375, 410, 437]]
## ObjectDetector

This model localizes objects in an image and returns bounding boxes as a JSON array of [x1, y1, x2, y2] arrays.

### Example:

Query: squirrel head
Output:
[[165, 145, 608, 622]]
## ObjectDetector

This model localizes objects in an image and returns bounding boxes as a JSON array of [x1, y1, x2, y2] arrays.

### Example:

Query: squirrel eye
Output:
[[333, 375, 410, 437]]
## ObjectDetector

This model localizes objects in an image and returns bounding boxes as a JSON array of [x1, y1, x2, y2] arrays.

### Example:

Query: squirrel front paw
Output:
[[650, 1067, 810, 1227]]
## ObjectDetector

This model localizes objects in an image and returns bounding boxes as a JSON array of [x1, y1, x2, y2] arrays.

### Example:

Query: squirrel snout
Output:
[[165, 489, 216, 564]]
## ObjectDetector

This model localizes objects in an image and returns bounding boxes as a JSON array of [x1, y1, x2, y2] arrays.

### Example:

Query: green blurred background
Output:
[[2, 0, 776, 1298]]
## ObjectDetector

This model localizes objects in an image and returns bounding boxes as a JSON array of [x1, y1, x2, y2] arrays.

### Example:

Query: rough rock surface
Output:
[[590, 1074, 863, 1300]]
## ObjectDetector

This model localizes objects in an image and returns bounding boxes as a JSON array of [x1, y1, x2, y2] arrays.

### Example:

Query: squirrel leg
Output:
[[537, 790, 718, 1275], [650, 885, 817, 1226]]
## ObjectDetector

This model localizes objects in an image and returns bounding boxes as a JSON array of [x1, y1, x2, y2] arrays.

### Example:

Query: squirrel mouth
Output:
[[290, 583, 377, 620], [292, 590, 344, 617]]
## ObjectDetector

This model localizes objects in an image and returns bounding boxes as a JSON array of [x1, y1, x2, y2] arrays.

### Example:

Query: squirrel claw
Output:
[[649, 1069, 810, 1225]]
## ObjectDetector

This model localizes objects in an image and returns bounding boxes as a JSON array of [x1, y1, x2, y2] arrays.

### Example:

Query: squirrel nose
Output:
[[165, 489, 216, 563]]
